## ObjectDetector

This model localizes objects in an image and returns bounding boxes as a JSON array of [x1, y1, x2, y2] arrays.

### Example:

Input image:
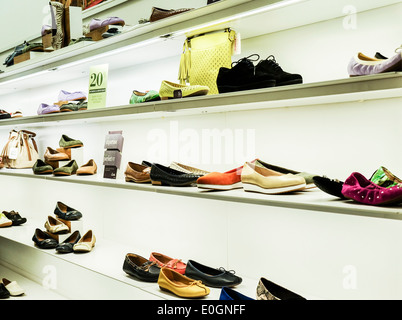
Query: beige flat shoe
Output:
[[44, 146, 69, 162], [44, 215, 69, 234], [77, 159, 97, 175], [73, 230, 96, 252]]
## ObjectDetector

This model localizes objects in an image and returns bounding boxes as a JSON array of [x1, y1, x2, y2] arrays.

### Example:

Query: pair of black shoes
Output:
[[217, 54, 303, 93]]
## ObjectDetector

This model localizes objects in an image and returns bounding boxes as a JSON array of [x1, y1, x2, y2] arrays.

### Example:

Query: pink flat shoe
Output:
[[342, 172, 402, 206]]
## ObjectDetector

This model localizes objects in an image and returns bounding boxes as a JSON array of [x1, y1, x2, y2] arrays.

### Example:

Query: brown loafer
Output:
[[77, 159, 97, 175], [44, 147, 69, 162], [124, 162, 151, 183], [149, 6, 193, 22]]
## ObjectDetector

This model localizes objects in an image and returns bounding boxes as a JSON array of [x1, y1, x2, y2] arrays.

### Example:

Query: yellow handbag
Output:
[[178, 28, 236, 95]]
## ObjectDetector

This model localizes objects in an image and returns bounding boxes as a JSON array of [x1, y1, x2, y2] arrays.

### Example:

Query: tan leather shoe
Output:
[[77, 159, 97, 175], [44, 146, 69, 161], [44, 215, 69, 234], [241, 162, 306, 194], [157, 267, 210, 298], [73, 230, 96, 252], [124, 162, 151, 183]]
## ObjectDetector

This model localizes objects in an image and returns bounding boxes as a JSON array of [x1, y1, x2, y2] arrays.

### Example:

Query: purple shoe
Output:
[[342, 172, 402, 206], [37, 103, 60, 115], [347, 52, 402, 77], [89, 17, 125, 32], [58, 90, 86, 103]]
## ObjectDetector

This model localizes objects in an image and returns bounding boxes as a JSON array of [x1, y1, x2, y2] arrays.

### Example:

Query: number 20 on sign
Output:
[[87, 64, 109, 109]]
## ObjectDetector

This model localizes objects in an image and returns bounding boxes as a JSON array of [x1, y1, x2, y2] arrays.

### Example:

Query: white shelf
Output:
[[0, 218, 262, 300], [0, 72, 400, 127], [1, 168, 402, 221]]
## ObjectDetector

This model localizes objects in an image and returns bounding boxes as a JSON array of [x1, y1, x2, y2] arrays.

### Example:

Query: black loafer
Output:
[[150, 163, 202, 187], [123, 253, 161, 282], [0, 283, 10, 299], [32, 228, 58, 249], [185, 260, 242, 288], [2, 210, 27, 226], [313, 176, 345, 199], [56, 230, 81, 254], [54, 201, 82, 220]]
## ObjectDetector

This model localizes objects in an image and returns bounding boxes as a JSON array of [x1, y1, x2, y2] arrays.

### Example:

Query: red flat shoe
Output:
[[149, 252, 186, 274]]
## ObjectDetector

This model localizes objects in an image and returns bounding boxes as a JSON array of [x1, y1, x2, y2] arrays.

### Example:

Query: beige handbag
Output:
[[1, 130, 39, 168]]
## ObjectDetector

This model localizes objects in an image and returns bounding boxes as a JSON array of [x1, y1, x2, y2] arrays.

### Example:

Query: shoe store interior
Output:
[[0, 0, 401, 301]]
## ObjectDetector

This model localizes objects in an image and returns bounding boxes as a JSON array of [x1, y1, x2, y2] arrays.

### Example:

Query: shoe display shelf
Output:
[[0, 0, 402, 300]]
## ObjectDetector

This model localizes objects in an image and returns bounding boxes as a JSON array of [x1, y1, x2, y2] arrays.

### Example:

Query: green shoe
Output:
[[53, 160, 78, 176], [32, 159, 53, 174], [59, 135, 83, 148], [370, 166, 402, 188], [129, 90, 160, 104]]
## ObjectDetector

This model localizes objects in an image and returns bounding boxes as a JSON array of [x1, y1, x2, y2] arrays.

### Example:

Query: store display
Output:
[[73, 230, 96, 253], [123, 253, 161, 282], [256, 277, 305, 300], [241, 162, 306, 194], [169, 162, 210, 176], [150, 163, 203, 186], [32, 228, 58, 249], [0, 130, 38, 169], [184, 260, 242, 288], [53, 159, 78, 176], [149, 252, 187, 274], [56, 230, 81, 254], [255, 55, 303, 86], [313, 176, 345, 199], [129, 90, 160, 104], [178, 28, 236, 95], [149, 7, 193, 23], [157, 267, 210, 298], [217, 54, 276, 93], [159, 80, 209, 100], [76, 159, 97, 175], [0, 110, 11, 119], [1, 278, 25, 296], [219, 287, 253, 300], [0, 283, 10, 299], [197, 165, 243, 190], [0, 213, 12, 228], [124, 162, 151, 183], [2, 210, 27, 226], [342, 172, 402, 205], [347, 52, 402, 77], [59, 135, 83, 148], [369, 166, 402, 188], [32, 159, 54, 174], [37, 103, 60, 115], [54, 201, 82, 220], [45, 215, 70, 234]]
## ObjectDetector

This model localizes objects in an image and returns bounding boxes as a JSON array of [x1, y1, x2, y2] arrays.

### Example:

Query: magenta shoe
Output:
[[347, 52, 402, 77], [342, 172, 402, 206]]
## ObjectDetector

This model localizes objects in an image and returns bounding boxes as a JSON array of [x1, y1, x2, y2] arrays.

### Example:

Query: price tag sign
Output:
[[87, 64, 108, 109]]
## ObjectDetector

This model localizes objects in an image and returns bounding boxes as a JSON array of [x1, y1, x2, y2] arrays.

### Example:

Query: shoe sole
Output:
[[218, 79, 276, 93], [197, 182, 243, 190], [242, 182, 306, 194], [160, 89, 209, 100], [125, 177, 151, 183], [0, 222, 12, 227], [151, 180, 196, 187]]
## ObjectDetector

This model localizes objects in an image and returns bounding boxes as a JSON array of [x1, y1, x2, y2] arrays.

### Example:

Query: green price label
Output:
[[88, 64, 109, 109]]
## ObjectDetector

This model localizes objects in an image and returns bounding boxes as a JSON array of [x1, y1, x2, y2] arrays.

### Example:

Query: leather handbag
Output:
[[0, 130, 39, 168], [178, 28, 236, 95]]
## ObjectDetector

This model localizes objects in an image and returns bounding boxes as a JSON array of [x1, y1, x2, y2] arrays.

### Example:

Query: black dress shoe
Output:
[[123, 253, 161, 282], [2, 210, 27, 226], [0, 283, 10, 299], [54, 201, 82, 220], [56, 230, 81, 254], [32, 228, 58, 249], [216, 54, 276, 93], [313, 176, 345, 199], [185, 260, 242, 288], [255, 55, 302, 86], [150, 163, 202, 186]]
